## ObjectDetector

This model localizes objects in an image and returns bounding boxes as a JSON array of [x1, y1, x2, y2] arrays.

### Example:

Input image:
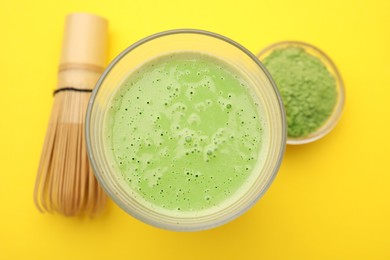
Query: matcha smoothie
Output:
[[104, 52, 267, 216]]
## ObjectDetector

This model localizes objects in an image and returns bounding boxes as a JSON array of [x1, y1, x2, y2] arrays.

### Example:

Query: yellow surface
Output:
[[1, 0, 389, 259]]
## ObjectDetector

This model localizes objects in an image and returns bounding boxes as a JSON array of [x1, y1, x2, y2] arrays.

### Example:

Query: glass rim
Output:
[[257, 40, 345, 145], [85, 29, 287, 231]]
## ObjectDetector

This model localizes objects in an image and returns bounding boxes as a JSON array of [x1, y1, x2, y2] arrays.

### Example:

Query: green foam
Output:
[[105, 52, 265, 213]]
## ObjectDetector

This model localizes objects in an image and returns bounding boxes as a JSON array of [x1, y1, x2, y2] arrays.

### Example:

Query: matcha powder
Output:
[[263, 47, 337, 138]]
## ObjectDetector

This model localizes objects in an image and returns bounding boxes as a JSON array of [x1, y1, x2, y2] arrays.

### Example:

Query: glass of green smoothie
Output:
[[86, 29, 286, 231]]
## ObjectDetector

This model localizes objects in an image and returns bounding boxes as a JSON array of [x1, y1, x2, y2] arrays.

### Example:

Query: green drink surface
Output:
[[105, 52, 266, 215]]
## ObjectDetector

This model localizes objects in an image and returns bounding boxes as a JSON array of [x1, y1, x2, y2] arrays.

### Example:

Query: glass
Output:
[[86, 29, 286, 231]]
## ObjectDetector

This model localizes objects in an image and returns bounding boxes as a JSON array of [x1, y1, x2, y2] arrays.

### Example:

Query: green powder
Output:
[[263, 47, 337, 138]]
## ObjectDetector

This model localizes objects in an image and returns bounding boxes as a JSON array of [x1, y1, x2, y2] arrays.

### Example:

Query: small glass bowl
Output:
[[257, 41, 345, 145], [86, 29, 286, 231]]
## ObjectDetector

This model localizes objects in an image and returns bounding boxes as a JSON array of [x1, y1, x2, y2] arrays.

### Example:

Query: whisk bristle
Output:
[[34, 90, 107, 216]]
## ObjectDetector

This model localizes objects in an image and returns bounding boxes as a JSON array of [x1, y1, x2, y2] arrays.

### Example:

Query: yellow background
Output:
[[1, 0, 389, 259]]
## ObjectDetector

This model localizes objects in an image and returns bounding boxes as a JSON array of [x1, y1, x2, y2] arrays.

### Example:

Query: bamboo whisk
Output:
[[34, 13, 108, 216]]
